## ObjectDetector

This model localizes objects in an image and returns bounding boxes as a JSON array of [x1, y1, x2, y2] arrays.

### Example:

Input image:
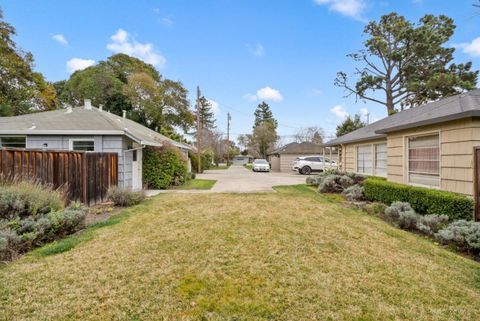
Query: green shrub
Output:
[[190, 151, 213, 173], [143, 144, 188, 189], [0, 181, 65, 220], [318, 174, 355, 193], [0, 203, 87, 261], [363, 178, 474, 221], [435, 220, 480, 253], [107, 186, 145, 207], [342, 184, 364, 201], [384, 201, 449, 235]]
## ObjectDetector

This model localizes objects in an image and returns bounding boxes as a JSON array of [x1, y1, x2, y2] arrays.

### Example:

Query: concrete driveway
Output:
[[197, 165, 306, 193]]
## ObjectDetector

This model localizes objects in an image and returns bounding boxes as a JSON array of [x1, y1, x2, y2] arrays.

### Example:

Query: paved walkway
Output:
[[198, 165, 306, 193], [146, 165, 306, 195]]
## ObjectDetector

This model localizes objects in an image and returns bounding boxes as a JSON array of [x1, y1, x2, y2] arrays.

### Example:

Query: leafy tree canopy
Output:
[[0, 9, 56, 116], [57, 54, 194, 138], [335, 13, 478, 115], [335, 114, 366, 137]]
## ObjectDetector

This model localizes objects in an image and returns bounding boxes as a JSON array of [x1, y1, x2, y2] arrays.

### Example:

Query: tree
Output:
[[237, 134, 249, 155], [254, 101, 278, 129], [193, 96, 216, 134], [248, 123, 278, 158], [0, 8, 56, 116], [336, 114, 366, 137], [123, 72, 194, 134], [58, 54, 194, 138], [294, 126, 325, 144], [335, 13, 478, 115]]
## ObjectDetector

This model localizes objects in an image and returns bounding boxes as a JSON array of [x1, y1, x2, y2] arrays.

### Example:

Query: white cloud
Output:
[[330, 105, 349, 119], [52, 34, 68, 45], [257, 86, 283, 101], [246, 43, 265, 57], [455, 37, 480, 57], [107, 29, 166, 67], [207, 99, 220, 115], [313, 0, 366, 21], [245, 86, 283, 102], [66, 58, 95, 73], [161, 17, 173, 27], [312, 88, 323, 96]]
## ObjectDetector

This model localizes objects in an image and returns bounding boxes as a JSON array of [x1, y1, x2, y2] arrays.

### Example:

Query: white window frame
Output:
[[356, 144, 373, 175], [69, 138, 95, 152], [406, 132, 440, 188], [374, 143, 387, 177]]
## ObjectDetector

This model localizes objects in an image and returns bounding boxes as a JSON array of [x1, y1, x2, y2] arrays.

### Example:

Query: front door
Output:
[[131, 149, 142, 190]]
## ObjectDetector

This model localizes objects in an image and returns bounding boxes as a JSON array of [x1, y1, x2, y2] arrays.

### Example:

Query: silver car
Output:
[[252, 159, 270, 172]]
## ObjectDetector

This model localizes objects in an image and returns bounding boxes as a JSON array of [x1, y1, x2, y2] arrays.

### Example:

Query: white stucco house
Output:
[[0, 99, 193, 190]]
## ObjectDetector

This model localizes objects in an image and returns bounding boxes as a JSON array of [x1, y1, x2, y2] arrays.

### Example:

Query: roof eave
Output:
[[0, 130, 125, 135], [376, 110, 480, 134], [323, 134, 387, 147]]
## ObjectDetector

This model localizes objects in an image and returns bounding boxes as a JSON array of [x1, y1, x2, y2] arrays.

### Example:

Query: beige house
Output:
[[324, 90, 480, 198], [268, 142, 337, 172]]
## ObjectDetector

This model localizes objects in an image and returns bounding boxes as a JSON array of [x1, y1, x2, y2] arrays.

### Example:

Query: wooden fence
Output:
[[0, 148, 118, 205]]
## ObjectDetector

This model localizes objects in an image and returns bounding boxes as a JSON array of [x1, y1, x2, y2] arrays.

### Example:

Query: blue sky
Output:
[[2, 0, 480, 143]]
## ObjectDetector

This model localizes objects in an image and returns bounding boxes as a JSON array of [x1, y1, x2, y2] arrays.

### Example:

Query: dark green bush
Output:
[[363, 178, 474, 221], [189, 151, 213, 173], [107, 186, 145, 207], [143, 144, 188, 189]]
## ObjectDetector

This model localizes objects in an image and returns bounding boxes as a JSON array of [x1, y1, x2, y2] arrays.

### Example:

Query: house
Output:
[[268, 142, 337, 172], [0, 99, 193, 190], [232, 155, 252, 165], [323, 89, 480, 197]]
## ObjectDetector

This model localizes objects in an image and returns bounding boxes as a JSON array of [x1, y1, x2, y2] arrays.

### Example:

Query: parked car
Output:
[[292, 156, 337, 175], [252, 159, 270, 172]]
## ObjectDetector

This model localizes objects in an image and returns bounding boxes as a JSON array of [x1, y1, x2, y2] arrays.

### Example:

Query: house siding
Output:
[[340, 118, 480, 197]]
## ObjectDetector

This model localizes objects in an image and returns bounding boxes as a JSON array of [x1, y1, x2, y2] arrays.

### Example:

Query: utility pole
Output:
[[226, 112, 231, 165], [196, 86, 202, 173], [366, 111, 370, 125]]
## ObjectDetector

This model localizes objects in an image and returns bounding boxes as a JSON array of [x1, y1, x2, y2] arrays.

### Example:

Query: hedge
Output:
[[143, 144, 188, 189], [363, 178, 474, 221]]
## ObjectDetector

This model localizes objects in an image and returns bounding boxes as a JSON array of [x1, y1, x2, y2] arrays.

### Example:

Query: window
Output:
[[132, 150, 137, 162], [375, 143, 387, 177], [357, 145, 372, 174], [0, 137, 26, 148], [70, 140, 94, 151], [408, 134, 440, 187]]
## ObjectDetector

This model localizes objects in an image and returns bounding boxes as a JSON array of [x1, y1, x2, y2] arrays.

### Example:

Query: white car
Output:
[[252, 159, 270, 172], [292, 156, 337, 175]]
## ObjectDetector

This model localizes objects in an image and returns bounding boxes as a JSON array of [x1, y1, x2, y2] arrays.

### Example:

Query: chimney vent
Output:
[[99, 104, 103, 112], [122, 110, 127, 118], [84, 99, 92, 110]]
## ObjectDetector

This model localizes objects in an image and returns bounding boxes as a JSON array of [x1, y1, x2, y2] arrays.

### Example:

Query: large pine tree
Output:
[[253, 101, 278, 129], [195, 96, 216, 131]]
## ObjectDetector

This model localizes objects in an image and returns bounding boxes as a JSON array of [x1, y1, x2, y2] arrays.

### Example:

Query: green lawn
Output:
[[1, 186, 480, 320], [175, 179, 216, 190]]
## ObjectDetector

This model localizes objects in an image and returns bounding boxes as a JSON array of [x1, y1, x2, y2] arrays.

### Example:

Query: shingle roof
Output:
[[324, 89, 480, 147], [0, 105, 193, 150], [269, 142, 325, 155]]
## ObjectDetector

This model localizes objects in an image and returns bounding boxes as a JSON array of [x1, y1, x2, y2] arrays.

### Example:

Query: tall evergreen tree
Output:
[[194, 96, 216, 131], [253, 101, 278, 129], [335, 114, 366, 137], [335, 13, 478, 115]]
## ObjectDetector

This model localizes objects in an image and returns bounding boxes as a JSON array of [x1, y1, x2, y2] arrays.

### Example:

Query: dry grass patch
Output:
[[1, 186, 480, 320]]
